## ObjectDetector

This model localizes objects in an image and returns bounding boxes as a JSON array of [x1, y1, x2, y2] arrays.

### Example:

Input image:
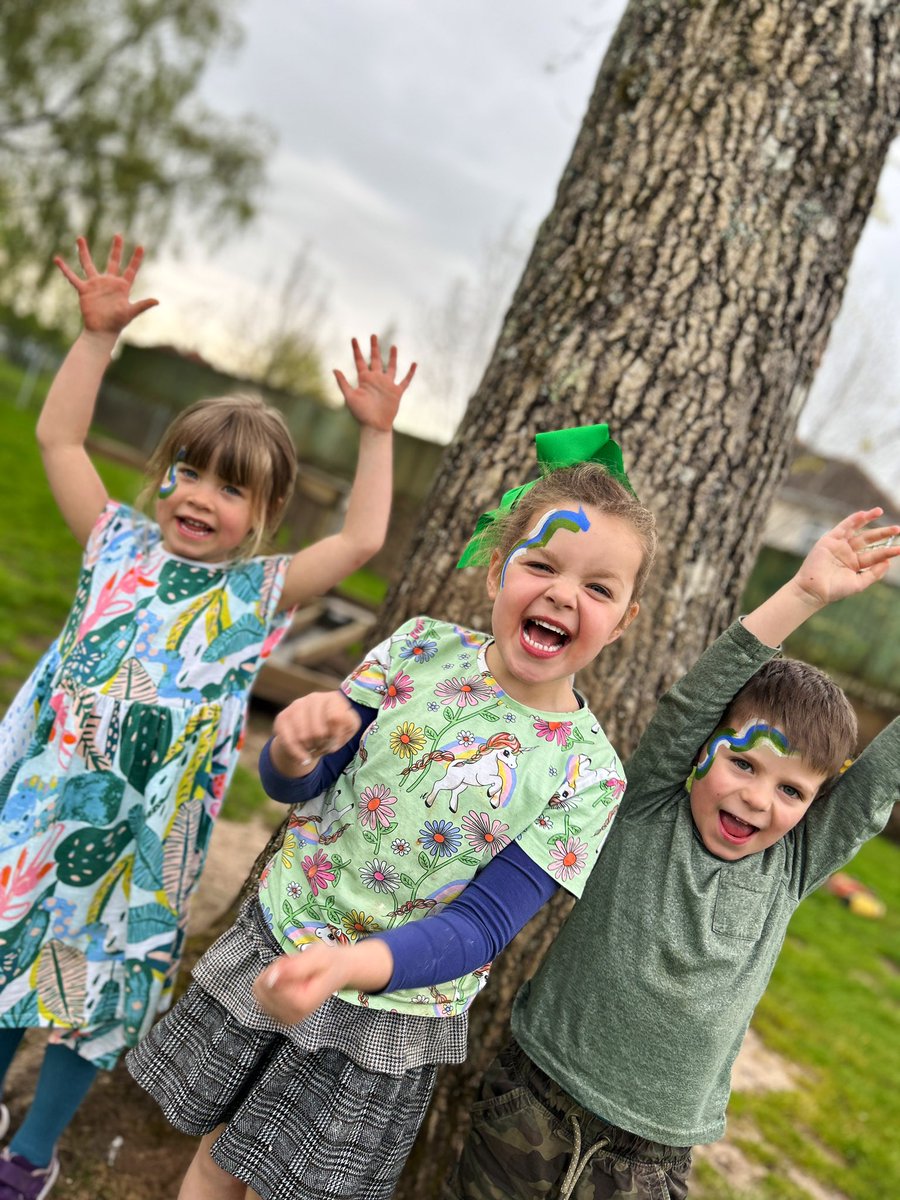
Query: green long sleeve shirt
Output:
[[512, 620, 899, 1146]]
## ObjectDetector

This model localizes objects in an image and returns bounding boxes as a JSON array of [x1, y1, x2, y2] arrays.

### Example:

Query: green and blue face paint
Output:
[[158, 448, 186, 499], [687, 720, 792, 791], [499, 506, 591, 588]]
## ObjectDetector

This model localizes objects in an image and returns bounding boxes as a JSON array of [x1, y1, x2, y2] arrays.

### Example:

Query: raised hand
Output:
[[54, 234, 158, 337], [270, 690, 362, 775], [333, 335, 416, 432], [793, 509, 900, 606]]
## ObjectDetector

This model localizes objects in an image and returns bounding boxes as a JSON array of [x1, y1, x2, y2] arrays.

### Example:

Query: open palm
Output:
[[55, 234, 158, 335], [334, 334, 416, 432]]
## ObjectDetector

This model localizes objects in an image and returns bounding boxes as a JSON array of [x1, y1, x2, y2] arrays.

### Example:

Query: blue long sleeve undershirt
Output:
[[259, 708, 560, 993]]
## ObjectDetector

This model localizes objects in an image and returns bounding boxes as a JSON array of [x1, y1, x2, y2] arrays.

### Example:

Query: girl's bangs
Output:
[[178, 412, 272, 498]]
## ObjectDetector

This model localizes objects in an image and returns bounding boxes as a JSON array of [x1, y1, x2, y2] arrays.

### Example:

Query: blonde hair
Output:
[[140, 394, 298, 557], [482, 464, 658, 603]]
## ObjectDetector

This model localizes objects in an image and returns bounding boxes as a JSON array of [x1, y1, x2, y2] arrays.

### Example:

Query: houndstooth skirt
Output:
[[127, 980, 438, 1200]]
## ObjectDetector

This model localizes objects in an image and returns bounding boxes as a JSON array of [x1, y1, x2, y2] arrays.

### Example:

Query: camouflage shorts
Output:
[[443, 1040, 692, 1200]]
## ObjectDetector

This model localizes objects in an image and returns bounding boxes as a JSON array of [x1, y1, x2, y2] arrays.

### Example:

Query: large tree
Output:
[[377, 1, 899, 1193], [0, 0, 269, 308]]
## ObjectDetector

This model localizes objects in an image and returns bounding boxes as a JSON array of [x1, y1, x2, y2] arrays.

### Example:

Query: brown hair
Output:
[[723, 658, 858, 784], [483, 463, 658, 604], [140, 394, 298, 557]]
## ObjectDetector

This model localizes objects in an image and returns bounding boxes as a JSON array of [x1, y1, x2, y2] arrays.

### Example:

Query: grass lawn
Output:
[[724, 832, 900, 1198]]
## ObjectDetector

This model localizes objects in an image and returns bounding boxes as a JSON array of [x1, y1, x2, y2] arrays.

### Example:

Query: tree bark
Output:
[[379, 2, 899, 1195]]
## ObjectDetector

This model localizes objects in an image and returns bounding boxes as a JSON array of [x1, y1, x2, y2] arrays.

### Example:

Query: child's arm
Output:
[[742, 508, 900, 647], [37, 235, 158, 546], [623, 511, 900, 812], [277, 336, 415, 610], [253, 842, 557, 1025], [259, 694, 376, 804], [794, 715, 899, 897]]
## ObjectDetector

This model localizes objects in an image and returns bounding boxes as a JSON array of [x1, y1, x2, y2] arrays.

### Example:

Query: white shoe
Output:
[[0, 1104, 8, 1141]]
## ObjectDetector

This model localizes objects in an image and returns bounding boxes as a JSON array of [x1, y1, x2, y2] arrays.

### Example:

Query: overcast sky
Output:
[[131, 0, 900, 503]]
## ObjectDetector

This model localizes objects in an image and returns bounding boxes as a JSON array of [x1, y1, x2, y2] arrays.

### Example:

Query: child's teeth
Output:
[[523, 629, 563, 651]]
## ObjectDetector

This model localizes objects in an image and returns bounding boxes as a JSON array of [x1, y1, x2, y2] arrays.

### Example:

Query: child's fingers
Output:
[[832, 508, 884, 539], [76, 236, 98, 277], [858, 537, 900, 567], [54, 256, 84, 290], [368, 333, 383, 371], [121, 244, 146, 284], [128, 298, 159, 320], [351, 337, 366, 375], [397, 362, 417, 393], [333, 369, 351, 400], [854, 524, 899, 549], [105, 234, 124, 276], [385, 344, 398, 379]]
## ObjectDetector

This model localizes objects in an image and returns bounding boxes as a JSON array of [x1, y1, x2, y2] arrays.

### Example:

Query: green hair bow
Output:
[[456, 423, 634, 568]]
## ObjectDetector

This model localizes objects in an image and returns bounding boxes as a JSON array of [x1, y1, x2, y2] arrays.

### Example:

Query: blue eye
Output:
[[782, 785, 801, 800], [588, 583, 612, 599], [732, 758, 752, 772], [178, 466, 198, 481]]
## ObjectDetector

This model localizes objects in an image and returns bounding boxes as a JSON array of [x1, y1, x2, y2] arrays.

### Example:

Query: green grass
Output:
[[725, 834, 900, 1197], [336, 563, 389, 607], [0, 364, 144, 706], [219, 762, 283, 827]]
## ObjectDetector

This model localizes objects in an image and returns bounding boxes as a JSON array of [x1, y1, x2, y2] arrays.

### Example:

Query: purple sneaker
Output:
[[0, 1150, 59, 1200]]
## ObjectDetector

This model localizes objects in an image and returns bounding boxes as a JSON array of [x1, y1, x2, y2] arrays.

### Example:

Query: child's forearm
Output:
[[741, 578, 823, 648], [339, 425, 394, 563], [330, 937, 395, 994], [36, 329, 117, 454], [36, 330, 116, 544]]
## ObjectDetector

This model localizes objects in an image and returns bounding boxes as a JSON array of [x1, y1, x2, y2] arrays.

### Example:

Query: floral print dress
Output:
[[0, 503, 293, 1067], [261, 616, 626, 1020]]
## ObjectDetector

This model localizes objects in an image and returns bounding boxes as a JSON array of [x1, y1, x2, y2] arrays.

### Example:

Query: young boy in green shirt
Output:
[[445, 508, 900, 1200]]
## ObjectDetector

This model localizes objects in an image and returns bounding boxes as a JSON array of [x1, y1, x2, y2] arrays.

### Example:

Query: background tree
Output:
[[0, 0, 270, 311], [375, 0, 900, 1193], [233, 245, 330, 401]]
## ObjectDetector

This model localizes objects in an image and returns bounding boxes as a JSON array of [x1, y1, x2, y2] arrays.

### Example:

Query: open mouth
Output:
[[719, 810, 759, 843], [176, 515, 214, 539], [521, 618, 571, 657]]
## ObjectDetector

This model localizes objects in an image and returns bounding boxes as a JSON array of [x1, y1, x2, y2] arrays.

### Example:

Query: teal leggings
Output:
[[0, 1029, 98, 1168]]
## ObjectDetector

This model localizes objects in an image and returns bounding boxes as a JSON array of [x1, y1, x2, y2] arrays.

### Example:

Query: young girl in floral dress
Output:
[[0, 235, 414, 1199], [128, 427, 659, 1200]]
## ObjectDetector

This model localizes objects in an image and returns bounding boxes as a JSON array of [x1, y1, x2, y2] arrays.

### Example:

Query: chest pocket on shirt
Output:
[[712, 875, 773, 940]]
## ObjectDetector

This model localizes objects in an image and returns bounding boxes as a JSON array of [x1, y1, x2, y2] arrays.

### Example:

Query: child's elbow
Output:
[[347, 532, 386, 567]]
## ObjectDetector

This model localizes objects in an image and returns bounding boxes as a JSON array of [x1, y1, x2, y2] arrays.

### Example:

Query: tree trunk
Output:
[[379, 2, 899, 1195]]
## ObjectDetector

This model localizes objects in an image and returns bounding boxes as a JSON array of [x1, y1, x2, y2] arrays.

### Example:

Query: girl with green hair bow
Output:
[[128, 423, 658, 1200]]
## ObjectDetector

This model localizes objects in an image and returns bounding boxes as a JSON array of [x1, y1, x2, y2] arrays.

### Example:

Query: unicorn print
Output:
[[549, 753, 625, 810], [414, 733, 525, 813]]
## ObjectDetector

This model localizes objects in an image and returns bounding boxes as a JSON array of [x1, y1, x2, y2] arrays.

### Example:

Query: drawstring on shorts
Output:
[[559, 1113, 610, 1200]]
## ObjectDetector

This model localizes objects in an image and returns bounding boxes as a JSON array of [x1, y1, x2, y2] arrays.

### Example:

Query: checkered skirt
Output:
[[127, 981, 438, 1200]]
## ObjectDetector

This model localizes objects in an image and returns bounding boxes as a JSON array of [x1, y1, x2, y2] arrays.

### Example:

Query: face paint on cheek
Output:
[[694, 720, 792, 779], [158, 448, 186, 499], [499, 506, 591, 588]]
